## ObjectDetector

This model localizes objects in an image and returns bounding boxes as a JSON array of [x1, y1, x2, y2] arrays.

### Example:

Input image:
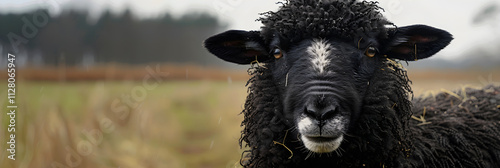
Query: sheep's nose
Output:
[[304, 103, 338, 126]]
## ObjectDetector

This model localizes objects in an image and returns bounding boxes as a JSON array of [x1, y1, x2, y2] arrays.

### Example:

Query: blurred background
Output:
[[0, 0, 499, 167]]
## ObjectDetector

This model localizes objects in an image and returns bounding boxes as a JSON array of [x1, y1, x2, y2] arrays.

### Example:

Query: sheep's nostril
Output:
[[304, 106, 316, 119], [320, 106, 337, 121]]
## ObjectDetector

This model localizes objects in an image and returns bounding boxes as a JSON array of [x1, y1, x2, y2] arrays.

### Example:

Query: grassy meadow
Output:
[[1, 79, 249, 168], [0, 66, 499, 168]]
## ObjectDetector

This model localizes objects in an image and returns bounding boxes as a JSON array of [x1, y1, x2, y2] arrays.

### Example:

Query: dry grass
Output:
[[408, 69, 500, 96], [1, 80, 247, 168]]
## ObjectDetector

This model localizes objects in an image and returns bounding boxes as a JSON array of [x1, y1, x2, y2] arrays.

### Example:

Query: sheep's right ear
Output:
[[381, 25, 453, 61], [204, 30, 270, 64]]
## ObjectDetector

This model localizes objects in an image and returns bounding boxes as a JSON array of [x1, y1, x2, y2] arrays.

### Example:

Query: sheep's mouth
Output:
[[305, 136, 336, 143], [301, 135, 344, 153]]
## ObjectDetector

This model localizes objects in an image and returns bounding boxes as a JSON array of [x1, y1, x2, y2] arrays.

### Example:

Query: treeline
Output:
[[0, 9, 226, 67]]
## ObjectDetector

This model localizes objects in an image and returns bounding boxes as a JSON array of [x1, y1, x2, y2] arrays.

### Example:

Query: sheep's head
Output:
[[204, 0, 452, 154]]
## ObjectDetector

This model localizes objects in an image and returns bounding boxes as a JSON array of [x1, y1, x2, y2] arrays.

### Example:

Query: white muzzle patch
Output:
[[298, 117, 344, 153]]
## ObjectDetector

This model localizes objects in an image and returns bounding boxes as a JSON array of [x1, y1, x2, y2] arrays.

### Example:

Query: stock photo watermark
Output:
[[212, 0, 244, 18], [7, 0, 60, 53], [6, 53, 17, 161], [478, 73, 500, 87], [3, 0, 60, 162]]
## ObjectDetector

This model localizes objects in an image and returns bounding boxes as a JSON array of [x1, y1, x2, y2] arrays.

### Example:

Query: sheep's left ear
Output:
[[381, 25, 453, 61], [204, 30, 270, 64]]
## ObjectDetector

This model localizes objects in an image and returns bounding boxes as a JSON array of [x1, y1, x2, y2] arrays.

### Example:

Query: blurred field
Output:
[[0, 66, 499, 168], [408, 69, 500, 96], [1, 79, 248, 168]]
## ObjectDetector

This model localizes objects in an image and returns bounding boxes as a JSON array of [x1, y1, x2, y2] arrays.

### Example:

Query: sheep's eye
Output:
[[272, 48, 283, 59], [365, 46, 377, 57]]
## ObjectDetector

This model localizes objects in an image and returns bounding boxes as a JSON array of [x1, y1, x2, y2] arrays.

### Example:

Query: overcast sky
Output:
[[1, 0, 499, 60]]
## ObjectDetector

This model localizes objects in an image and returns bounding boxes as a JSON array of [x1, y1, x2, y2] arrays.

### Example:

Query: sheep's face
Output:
[[270, 37, 375, 153], [205, 25, 452, 154]]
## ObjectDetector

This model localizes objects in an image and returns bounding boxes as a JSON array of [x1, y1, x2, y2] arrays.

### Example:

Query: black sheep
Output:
[[204, 0, 500, 167]]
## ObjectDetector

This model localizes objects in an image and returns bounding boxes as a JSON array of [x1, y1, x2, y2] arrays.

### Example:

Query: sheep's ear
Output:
[[204, 30, 270, 64], [382, 25, 453, 61]]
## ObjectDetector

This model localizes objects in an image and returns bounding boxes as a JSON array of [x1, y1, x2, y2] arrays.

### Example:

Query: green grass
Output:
[[1, 80, 248, 168]]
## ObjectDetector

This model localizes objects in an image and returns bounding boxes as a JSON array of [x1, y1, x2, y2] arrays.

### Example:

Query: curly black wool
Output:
[[408, 86, 500, 168], [259, 0, 392, 44], [239, 63, 290, 167]]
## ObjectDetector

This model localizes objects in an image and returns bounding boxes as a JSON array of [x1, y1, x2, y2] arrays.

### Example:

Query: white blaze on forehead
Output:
[[307, 39, 333, 74]]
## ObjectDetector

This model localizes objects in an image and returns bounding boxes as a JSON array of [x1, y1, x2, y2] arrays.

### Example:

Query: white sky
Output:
[[1, 0, 499, 60]]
